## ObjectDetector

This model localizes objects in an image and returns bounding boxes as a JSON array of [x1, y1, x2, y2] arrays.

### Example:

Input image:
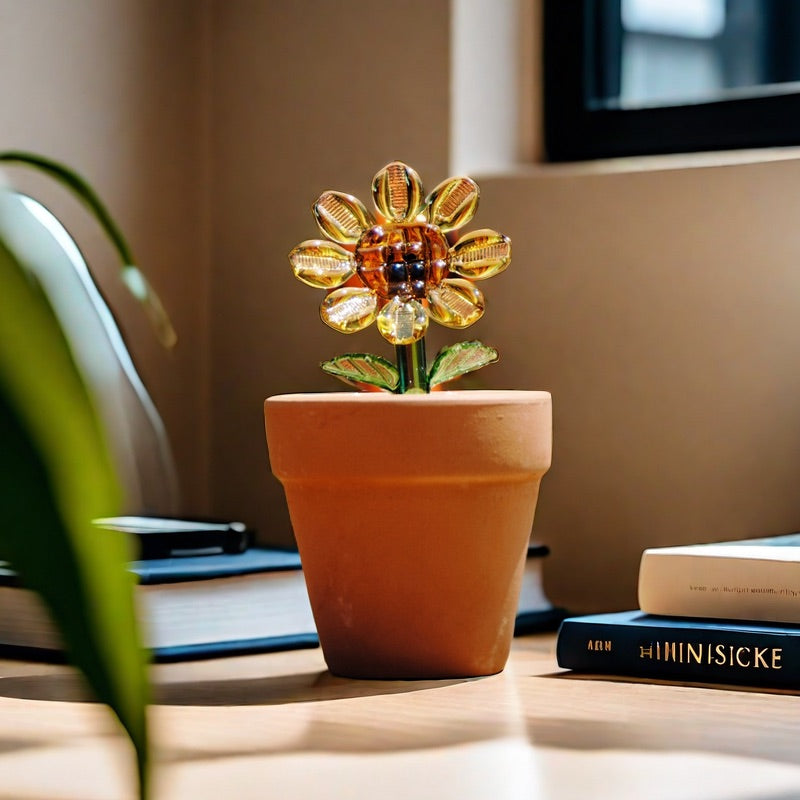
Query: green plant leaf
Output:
[[321, 353, 399, 392], [0, 150, 175, 348], [0, 220, 150, 797], [428, 340, 499, 388]]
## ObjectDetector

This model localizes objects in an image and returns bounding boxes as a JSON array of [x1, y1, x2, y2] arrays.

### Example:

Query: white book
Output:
[[638, 533, 800, 624]]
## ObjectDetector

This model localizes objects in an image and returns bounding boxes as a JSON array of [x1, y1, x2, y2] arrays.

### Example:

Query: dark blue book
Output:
[[556, 610, 800, 689], [0, 547, 318, 662]]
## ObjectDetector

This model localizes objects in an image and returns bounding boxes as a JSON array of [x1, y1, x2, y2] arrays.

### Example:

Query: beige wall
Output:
[[479, 154, 800, 611], [5, 1, 800, 612], [0, 0, 210, 515], [206, 0, 452, 546]]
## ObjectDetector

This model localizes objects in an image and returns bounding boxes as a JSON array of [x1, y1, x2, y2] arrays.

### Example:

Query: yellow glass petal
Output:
[[376, 296, 428, 345], [320, 287, 378, 333], [289, 240, 356, 288], [313, 191, 373, 244], [449, 229, 511, 280], [426, 176, 479, 232], [427, 278, 485, 328], [371, 161, 424, 223]]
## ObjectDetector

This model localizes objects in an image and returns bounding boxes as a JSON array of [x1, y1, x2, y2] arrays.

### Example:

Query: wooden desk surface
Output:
[[1, 633, 799, 799]]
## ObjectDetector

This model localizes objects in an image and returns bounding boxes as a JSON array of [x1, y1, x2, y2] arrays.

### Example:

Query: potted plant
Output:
[[0, 152, 162, 799], [265, 162, 552, 679]]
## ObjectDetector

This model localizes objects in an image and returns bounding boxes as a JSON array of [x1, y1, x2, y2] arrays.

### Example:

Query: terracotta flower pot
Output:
[[264, 389, 552, 679]]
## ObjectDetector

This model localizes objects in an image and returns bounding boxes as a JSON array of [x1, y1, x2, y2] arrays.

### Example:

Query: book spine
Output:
[[556, 619, 800, 688], [638, 552, 800, 624]]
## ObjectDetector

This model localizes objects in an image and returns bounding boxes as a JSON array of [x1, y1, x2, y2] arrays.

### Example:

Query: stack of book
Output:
[[0, 516, 319, 663], [556, 534, 800, 688], [0, 518, 565, 663]]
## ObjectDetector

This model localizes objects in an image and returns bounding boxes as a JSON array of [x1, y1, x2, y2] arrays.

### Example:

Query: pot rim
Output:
[[265, 389, 550, 406]]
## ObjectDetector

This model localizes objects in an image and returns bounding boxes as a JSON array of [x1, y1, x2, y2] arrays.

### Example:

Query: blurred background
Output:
[[3, 0, 800, 612]]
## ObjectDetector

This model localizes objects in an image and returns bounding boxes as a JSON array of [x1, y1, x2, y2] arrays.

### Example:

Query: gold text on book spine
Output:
[[638, 641, 783, 669]]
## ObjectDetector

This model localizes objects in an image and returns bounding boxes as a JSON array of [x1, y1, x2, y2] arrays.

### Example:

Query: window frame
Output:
[[543, 0, 800, 162]]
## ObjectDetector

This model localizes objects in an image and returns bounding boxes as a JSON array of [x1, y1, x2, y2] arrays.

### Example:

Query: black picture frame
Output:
[[543, 0, 800, 162]]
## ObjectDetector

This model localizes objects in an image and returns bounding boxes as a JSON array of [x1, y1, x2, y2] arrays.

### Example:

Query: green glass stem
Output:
[[395, 339, 428, 393]]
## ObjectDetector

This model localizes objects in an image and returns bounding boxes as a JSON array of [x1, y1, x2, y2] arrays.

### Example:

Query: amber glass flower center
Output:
[[355, 222, 449, 300]]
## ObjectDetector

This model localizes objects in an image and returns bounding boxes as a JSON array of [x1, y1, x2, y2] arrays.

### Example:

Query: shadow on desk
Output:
[[0, 666, 519, 760], [155, 669, 479, 706], [548, 669, 800, 696], [0, 666, 477, 707], [525, 712, 800, 771], [525, 672, 800, 770]]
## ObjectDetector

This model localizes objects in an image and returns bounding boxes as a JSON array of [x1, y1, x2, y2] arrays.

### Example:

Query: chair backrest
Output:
[[0, 190, 179, 514]]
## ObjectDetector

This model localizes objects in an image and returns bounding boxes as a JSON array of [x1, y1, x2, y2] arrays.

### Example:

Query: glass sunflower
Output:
[[289, 161, 511, 393]]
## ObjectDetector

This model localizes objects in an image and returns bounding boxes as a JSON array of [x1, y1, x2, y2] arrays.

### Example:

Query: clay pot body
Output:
[[264, 390, 552, 679]]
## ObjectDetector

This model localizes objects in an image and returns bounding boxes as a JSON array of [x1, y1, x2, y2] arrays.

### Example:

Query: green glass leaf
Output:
[[0, 207, 150, 798], [428, 340, 499, 388], [321, 352, 399, 392], [0, 151, 175, 349]]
